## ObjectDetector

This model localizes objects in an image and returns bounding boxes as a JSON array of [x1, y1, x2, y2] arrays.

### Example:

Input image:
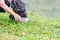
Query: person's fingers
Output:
[[15, 16, 21, 22], [15, 18, 20, 22], [13, 14, 21, 22], [15, 19, 19, 22]]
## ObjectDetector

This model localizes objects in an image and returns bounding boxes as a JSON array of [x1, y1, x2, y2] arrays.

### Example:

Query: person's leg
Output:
[[9, 0, 30, 22], [9, 0, 27, 19]]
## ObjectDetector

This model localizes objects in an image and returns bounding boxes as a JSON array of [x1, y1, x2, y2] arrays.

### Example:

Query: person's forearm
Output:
[[0, 3, 16, 16]]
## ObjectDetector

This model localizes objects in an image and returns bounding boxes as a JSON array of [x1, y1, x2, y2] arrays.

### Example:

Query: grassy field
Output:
[[0, 0, 60, 40], [0, 11, 60, 40]]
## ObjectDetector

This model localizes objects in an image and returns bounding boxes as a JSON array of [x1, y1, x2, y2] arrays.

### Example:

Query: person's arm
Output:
[[0, 0, 21, 22]]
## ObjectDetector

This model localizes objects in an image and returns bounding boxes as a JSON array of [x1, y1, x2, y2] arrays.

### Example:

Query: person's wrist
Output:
[[11, 12, 17, 16]]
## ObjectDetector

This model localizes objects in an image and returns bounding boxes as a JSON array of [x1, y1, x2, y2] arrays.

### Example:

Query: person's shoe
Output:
[[21, 17, 30, 23]]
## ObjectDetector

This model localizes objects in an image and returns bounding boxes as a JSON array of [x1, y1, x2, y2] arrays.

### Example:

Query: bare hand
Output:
[[14, 14, 21, 22]]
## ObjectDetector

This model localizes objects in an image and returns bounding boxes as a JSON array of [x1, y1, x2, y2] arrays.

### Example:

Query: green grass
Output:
[[0, 11, 60, 40]]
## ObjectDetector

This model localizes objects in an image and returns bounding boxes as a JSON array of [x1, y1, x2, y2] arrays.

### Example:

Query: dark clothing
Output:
[[9, 0, 27, 20], [0, 0, 27, 20]]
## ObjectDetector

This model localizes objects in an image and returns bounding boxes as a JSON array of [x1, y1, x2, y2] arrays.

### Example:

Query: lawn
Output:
[[0, 11, 60, 40]]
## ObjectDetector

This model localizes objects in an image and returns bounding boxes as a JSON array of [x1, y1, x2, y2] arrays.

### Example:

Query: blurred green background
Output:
[[24, 0, 60, 18]]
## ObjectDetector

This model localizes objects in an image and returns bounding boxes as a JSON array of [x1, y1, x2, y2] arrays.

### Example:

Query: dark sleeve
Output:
[[5, 0, 10, 6]]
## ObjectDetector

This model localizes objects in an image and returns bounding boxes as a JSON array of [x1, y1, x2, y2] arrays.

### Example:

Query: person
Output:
[[0, 0, 21, 22], [0, 0, 30, 22]]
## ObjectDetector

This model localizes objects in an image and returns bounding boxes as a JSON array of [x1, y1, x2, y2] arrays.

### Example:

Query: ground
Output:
[[0, 11, 60, 40]]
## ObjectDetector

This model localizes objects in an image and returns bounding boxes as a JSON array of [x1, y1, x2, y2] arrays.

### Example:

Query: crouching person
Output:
[[9, 0, 30, 22], [0, 0, 21, 22], [0, 0, 30, 22]]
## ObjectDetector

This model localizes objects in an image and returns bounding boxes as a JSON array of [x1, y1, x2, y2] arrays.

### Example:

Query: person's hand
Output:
[[13, 14, 21, 22]]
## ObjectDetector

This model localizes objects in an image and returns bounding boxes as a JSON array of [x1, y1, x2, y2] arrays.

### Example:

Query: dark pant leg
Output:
[[9, 0, 27, 19]]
